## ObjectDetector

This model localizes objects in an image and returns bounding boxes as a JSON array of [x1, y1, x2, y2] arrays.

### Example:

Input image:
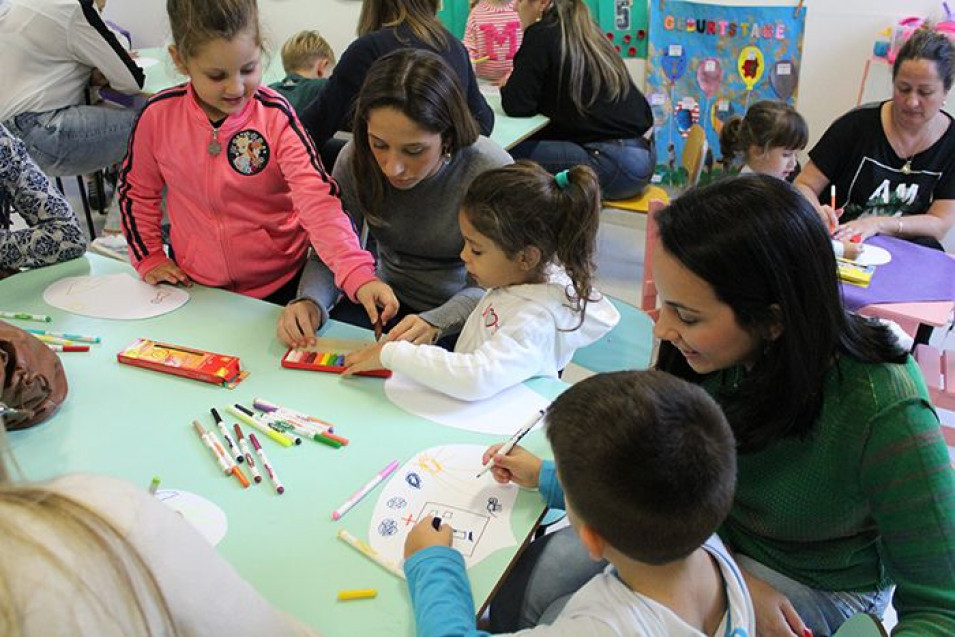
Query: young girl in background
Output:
[[119, 0, 397, 326], [463, 0, 523, 83], [720, 100, 861, 260], [343, 161, 619, 401]]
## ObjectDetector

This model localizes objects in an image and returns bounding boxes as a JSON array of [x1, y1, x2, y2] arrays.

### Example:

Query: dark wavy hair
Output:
[[654, 175, 907, 452]]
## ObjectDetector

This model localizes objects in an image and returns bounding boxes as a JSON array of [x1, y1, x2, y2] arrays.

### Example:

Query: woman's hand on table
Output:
[[355, 280, 399, 328], [387, 315, 440, 345], [833, 216, 889, 243], [276, 299, 321, 348], [481, 443, 542, 488], [341, 342, 385, 376], [405, 515, 453, 559], [144, 261, 192, 287], [742, 569, 810, 637]]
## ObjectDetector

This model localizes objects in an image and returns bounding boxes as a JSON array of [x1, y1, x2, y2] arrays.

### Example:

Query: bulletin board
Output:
[[646, 0, 806, 185]]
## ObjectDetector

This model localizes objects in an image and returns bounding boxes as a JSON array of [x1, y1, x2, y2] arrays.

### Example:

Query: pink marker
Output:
[[250, 433, 284, 495], [332, 459, 399, 520], [234, 423, 263, 484]]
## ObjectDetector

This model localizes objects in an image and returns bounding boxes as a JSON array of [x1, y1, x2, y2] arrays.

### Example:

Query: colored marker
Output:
[[0, 310, 51, 322], [207, 427, 250, 489], [34, 334, 76, 345], [25, 328, 100, 343], [337, 529, 405, 578], [46, 344, 89, 352], [477, 409, 546, 478], [250, 432, 285, 494], [193, 420, 231, 475], [148, 476, 161, 495], [332, 459, 399, 520], [211, 407, 243, 463], [373, 316, 383, 342], [263, 419, 303, 446], [337, 589, 378, 601], [227, 404, 294, 448], [233, 424, 263, 483], [471, 55, 490, 64], [253, 398, 339, 433]]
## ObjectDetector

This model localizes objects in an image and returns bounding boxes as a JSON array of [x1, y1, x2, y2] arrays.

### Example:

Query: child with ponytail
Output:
[[342, 160, 620, 400]]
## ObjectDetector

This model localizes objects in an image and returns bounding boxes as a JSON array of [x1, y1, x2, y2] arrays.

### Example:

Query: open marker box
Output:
[[281, 337, 391, 378]]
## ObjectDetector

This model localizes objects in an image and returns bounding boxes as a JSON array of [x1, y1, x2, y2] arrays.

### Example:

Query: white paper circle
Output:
[[43, 273, 189, 319], [368, 444, 518, 569], [135, 56, 160, 68], [852, 244, 892, 267], [154, 489, 227, 545], [384, 372, 549, 435]]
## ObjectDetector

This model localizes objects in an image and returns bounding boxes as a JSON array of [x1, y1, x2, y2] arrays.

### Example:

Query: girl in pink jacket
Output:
[[119, 0, 397, 326]]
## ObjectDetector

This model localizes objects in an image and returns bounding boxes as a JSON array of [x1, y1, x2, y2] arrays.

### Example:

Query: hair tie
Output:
[[554, 170, 571, 190]]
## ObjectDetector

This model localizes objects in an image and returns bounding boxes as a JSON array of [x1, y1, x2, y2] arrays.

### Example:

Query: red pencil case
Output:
[[281, 337, 391, 378]]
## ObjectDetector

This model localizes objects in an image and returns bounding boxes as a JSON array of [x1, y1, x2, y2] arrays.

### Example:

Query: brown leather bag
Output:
[[0, 321, 68, 430]]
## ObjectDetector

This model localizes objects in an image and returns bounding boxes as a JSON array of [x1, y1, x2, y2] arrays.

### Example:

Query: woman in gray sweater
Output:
[[277, 49, 511, 347]]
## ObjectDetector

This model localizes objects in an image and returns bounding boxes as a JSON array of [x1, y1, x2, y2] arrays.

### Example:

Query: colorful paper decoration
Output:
[[769, 59, 798, 100], [737, 45, 765, 91]]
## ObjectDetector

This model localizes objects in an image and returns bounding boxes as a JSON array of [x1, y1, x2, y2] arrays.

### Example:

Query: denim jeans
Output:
[[508, 136, 656, 201], [5, 104, 138, 177], [489, 525, 892, 636]]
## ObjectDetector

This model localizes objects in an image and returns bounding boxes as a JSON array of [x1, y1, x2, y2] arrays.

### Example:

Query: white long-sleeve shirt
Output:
[[0, 0, 144, 122], [380, 269, 620, 401]]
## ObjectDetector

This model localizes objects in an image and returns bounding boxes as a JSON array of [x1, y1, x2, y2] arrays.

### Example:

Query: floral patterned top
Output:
[[0, 123, 86, 272]]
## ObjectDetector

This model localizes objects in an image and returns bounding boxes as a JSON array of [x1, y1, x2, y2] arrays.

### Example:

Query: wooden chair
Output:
[[914, 344, 955, 410], [833, 613, 888, 637], [602, 184, 670, 214], [640, 199, 667, 321], [682, 124, 708, 190]]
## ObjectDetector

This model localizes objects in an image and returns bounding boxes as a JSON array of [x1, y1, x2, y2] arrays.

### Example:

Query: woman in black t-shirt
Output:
[[500, 0, 654, 201], [795, 27, 955, 248]]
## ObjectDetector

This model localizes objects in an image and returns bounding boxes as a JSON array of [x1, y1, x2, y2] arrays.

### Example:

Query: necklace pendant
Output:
[[901, 160, 911, 175], [208, 139, 222, 156]]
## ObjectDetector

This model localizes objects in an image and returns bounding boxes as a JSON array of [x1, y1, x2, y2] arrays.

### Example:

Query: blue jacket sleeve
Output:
[[405, 546, 491, 637], [538, 460, 565, 510]]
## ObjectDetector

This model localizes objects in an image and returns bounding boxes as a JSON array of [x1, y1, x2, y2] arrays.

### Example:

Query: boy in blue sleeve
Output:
[[402, 370, 754, 637]]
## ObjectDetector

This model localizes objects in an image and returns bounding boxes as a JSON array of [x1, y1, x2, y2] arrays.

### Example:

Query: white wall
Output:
[[105, 0, 945, 149]]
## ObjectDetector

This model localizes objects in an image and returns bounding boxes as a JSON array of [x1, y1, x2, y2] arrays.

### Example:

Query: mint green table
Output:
[[484, 92, 549, 151], [138, 46, 286, 96], [2, 254, 563, 636]]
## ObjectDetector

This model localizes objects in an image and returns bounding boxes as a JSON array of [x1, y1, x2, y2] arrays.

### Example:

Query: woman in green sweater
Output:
[[489, 175, 955, 636]]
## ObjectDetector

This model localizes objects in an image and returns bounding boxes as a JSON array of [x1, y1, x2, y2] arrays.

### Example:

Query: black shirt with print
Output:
[[808, 102, 955, 222]]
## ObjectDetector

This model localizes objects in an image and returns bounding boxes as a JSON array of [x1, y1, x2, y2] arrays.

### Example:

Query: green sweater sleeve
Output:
[[860, 399, 955, 636]]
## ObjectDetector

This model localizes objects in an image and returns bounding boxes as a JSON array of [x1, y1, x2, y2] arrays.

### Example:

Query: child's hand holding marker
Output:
[[480, 443, 542, 488], [404, 515, 453, 558]]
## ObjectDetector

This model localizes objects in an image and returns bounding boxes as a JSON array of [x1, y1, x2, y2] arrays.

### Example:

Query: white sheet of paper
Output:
[[154, 489, 227, 545], [43, 273, 189, 319], [369, 444, 519, 569], [852, 244, 892, 267], [135, 56, 160, 68], [384, 372, 549, 435]]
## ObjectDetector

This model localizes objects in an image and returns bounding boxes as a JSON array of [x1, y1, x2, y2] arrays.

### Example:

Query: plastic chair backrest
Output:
[[833, 614, 888, 637], [682, 124, 708, 189], [641, 200, 666, 321]]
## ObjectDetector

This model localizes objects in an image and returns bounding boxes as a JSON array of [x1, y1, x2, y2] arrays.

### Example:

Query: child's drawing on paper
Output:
[[369, 444, 519, 568], [43, 273, 189, 319]]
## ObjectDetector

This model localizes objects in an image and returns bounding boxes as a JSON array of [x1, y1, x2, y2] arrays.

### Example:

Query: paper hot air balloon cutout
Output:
[[770, 60, 798, 101], [710, 98, 736, 135], [737, 46, 765, 91], [696, 57, 723, 99], [662, 44, 687, 83], [674, 97, 700, 139]]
